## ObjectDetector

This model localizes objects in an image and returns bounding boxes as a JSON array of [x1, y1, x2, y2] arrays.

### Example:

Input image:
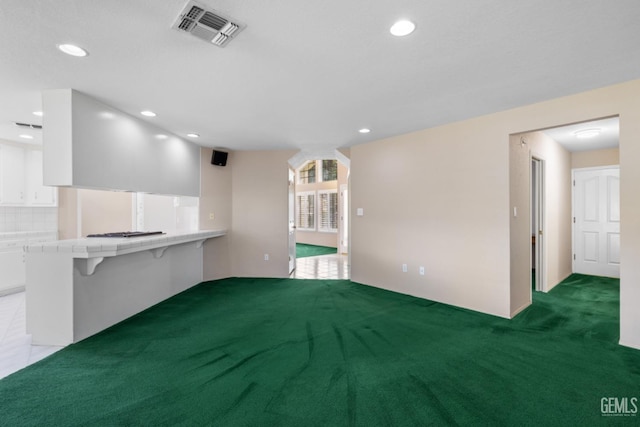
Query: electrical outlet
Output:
[[209, 213, 215, 220], [402, 264, 408, 273], [419, 266, 425, 275], [264, 254, 269, 261]]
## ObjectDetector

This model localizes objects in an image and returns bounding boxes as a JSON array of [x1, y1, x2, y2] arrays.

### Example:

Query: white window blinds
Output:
[[318, 190, 338, 232], [296, 191, 315, 230]]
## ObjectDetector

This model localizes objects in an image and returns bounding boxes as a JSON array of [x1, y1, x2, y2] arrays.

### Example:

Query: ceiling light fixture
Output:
[[390, 20, 415, 37], [33, 111, 43, 117], [359, 128, 371, 134], [140, 110, 157, 117], [187, 133, 200, 138], [19, 134, 34, 140], [57, 43, 88, 57], [574, 128, 601, 139]]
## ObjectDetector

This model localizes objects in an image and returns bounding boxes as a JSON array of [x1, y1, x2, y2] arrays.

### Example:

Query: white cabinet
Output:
[[0, 246, 26, 294], [25, 150, 57, 205], [0, 144, 57, 207], [0, 232, 58, 295], [0, 144, 26, 204]]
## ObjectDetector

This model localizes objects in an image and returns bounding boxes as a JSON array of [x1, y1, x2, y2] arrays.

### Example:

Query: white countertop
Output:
[[0, 231, 58, 252], [0, 230, 58, 240], [25, 229, 226, 259]]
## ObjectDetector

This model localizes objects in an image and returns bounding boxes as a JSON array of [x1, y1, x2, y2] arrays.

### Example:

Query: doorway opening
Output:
[[510, 116, 619, 317], [287, 154, 350, 280], [531, 157, 545, 292]]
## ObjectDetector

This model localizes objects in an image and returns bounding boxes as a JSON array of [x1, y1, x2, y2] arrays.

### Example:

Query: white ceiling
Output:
[[1, 1, 640, 151], [542, 117, 619, 152]]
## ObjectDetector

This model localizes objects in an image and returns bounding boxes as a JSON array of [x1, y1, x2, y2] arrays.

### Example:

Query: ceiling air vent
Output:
[[172, 1, 244, 47], [14, 122, 42, 129]]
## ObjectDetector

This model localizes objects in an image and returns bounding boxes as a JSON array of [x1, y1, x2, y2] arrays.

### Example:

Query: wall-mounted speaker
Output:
[[211, 150, 228, 167]]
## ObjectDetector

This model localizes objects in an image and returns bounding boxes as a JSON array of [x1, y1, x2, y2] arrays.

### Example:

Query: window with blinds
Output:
[[296, 191, 315, 230], [318, 190, 338, 232]]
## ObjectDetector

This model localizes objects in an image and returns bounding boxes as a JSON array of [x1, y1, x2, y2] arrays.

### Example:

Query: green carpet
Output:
[[1, 274, 639, 426], [296, 243, 337, 258]]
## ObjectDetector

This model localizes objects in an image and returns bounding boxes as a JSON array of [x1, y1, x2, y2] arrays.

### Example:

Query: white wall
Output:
[[42, 89, 200, 197], [0, 207, 57, 233], [137, 193, 199, 232]]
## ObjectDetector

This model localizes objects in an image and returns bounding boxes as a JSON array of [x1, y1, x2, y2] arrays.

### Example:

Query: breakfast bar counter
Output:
[[25, 230, 226, 346]]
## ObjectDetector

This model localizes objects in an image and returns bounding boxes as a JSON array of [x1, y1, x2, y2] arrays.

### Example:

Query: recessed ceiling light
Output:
[[19, 134, 34, 140], [33, 111, 43, 117], [57, 43, 88, 57], [187, 133, 200, 138], [155, 134, 168, 140], [140, 110, 156, 117], [359, 128, 371, 134], [390, 20, 415, 37], [98, 111, 115, 120], [574, 128, 601, 139]]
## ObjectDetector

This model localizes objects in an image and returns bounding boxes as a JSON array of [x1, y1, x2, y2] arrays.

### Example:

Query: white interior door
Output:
[[573, 167, 620, 278], [288, 169, 296, 274]]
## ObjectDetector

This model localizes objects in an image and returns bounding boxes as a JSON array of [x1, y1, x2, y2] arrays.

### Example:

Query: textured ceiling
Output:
[[1, 0, 639, 150]]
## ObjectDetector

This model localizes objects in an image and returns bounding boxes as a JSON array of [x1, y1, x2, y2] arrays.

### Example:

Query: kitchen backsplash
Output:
[[0, 207, 58, 233]]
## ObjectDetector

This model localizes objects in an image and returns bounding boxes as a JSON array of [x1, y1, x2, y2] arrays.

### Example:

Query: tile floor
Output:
[[290, 253, 350, 280], [0, 255, 349, 380], [0, 291, 62, 380]]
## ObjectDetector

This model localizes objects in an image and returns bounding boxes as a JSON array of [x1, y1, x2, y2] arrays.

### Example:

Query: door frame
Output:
[[531, 155, 546, 292], [288, 168, 296, 275], [339, 184, 349, 255]]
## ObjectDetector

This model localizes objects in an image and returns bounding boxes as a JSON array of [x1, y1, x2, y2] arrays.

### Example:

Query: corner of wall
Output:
[[200, 147, 233, 281]]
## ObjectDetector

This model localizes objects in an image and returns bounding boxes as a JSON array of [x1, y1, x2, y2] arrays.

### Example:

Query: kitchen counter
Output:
[[0, 230, 58, 240], [0, 231, 57, 251], [25, 229, 225, 275], [25, 229, 226, 345], [0, 230, 58, 295]]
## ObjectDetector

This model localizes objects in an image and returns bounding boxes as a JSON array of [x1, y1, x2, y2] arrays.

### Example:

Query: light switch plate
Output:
[[356, 208, 364, 216]]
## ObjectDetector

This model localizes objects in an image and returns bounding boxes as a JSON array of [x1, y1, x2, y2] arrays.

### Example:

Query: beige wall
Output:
[[351, 117, 510, 317], [57, 188, 132, 238], [350, 79, 640, 351], [521, 131, 572, 293], [57, 188, 78, 239], [509, 135, 530, 315], [230, 150, 297, 278], [571, 148, 619, 169], [200, 148, 233, 281], [296, 231, 338, 248], [78, 189, 132, 236]]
